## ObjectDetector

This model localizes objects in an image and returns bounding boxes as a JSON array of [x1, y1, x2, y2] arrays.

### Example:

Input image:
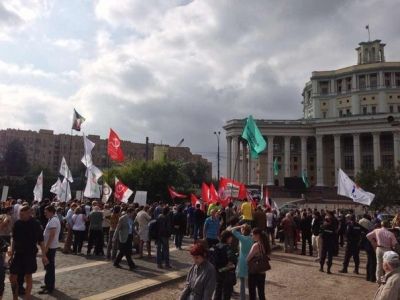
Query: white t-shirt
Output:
[[102, 209, 111, 228], [266, 212, 275, 228], [72, 214, 86, 231], [44, 216, 61, 249]]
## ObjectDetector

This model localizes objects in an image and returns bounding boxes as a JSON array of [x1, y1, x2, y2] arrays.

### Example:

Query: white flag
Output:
[[86, 165, 103, 181], [50, 178, 62, 198], [33, 171, 43, 202], [59, 157, 73, 183], [84, 168, 101, 199], [337, 168, 375, 206], [59, 178, 72, 202], [102, 182, 112, 202], [81, 134, 95, 168]]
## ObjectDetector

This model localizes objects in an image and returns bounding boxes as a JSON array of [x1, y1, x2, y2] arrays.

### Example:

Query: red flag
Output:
[[108, 129, 124, 162], [201, 183, 210, 203], [114, 177, 133, 203], [263, 185, 271, 208], [218, 177, 242, 200], [238, 184, 247, 200], [168, 186, 186, 199], [190, 193, 199, 207], [209, 183, 219, 203]]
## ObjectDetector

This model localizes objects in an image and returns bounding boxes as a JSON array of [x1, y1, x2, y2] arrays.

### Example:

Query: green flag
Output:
[[241, 115, 267, 159], [302, 169, 310, 188], [273, 158, 279, 176]]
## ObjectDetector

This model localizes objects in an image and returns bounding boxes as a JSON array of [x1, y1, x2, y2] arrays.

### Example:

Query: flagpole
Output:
[[82, 132, 90, 200], [65, 128, 73, 202]]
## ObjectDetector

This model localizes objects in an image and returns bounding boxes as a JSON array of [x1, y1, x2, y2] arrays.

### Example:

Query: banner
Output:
[[108, 129, 124, 162], [72, 108, 86, 131], [241, 115, 267, 158], [168, 186, 186, 199], [81, 134, 95, 167], [134, 191, 147, 206], [337, 168, 375, 206], [201, 183, 210, 203], [59, 178, 72, 202], [84, 168, 101, 198], [33, 171, 43, 202], [1, 186, 9, 202]]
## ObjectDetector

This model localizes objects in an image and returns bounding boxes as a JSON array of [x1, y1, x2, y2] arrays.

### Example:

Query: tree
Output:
[[356, 166, 400, 209], [3, 139, 29, 176]]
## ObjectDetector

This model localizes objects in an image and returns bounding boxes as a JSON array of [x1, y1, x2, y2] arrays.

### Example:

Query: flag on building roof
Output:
[[241, 115, 267, 159], [72, 109, 86, 131], [33, 171, 43, 202], [337, 168, 375, 206]]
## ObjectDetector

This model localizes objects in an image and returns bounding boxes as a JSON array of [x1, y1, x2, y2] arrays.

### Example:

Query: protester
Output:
[[107, 205, 121, 260], [9, 206, 48, 300], [253, 206, 266, 232], [156, 206, 172, 269], [39, 205, 61, 295], [339, 214, 363, 274], [135, 205, 152, 258], [173, 205, 186, 250], [72, 207, 87, 255], [230, 224, 253, 300], [265, 207, 276, 246], [102, 204, 111, 246], [360, 214, 377, 282], [367, 220, 399, 283], [281, 213, 295, 253], [319, 214, 335, 274], [247, 228, 271, 300], [240, 200, 253, 226], [193, 204, 206, 241], [300, 211, 313, 256], [203, 209, 220, 248], [63, 203, 77, 254], [311, 211, 322, 261], [87, 203, 104, 256], [180, 243, 216, 300], [113, 207, 137, 270], [373, 251, 400, 300]]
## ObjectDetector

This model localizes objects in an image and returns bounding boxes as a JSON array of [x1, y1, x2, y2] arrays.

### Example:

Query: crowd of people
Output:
[[0, 196, 399, 299]]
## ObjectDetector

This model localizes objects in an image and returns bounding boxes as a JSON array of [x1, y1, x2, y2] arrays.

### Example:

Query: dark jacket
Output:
[[157, 214, 171, 238], [300, 216, 312, 236], [173, 212, 187, 235]]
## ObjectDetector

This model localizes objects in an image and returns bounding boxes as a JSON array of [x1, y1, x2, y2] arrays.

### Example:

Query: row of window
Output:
[[318, 72, 400, 95]]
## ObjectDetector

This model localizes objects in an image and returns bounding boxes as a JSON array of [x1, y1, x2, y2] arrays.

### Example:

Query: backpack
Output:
[[148, 219, 159, 240]]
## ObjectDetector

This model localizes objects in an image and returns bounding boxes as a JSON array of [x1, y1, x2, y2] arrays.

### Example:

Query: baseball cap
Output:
[[383, 251, 399, 263]]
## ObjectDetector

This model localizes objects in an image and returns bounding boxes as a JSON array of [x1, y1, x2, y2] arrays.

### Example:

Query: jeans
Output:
[[175, 233, 183, 248], [44, 248, 56, 291], [156, 237, 170, 266], [213, 271, 235, 300], [107, 230, 119, 260], [72, 230, 85, 254], [248, 272, 266, 300], [193, 223, 203, 241], [114, 234, 135, 268], [320, 241, 334, 271], [0, 254, 4, 296], [87, 229, 104, 255], [239, 277, 246, 300]]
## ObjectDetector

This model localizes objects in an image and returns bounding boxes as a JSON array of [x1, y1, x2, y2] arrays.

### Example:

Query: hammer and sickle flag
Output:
[[114, 177, 133, 203], [108, 129, 124, 162]]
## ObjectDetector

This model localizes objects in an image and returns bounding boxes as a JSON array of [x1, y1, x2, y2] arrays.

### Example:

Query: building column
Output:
[[231, 136, 239, 180], [267, 136, 274, 185], [226, 136, 232, 178], [394, 132, 400, 167], [301, 136, 308, 174], [316, 135, 324, 186], [334, 134, 341, 185], [242, 140, 248, 184], [237, 138, 241, 182], [372, 132, 381, 170], [284, 136, 291, 178], [353, 133, 361, 176]]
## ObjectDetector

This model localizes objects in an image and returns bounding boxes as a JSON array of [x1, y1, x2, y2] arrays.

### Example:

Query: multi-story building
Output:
[[0, 129, 211, 176], [224, 39, 400, 188]]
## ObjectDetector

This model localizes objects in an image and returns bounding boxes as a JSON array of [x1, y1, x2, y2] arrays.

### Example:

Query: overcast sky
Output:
[[1, 0, 400, 177]]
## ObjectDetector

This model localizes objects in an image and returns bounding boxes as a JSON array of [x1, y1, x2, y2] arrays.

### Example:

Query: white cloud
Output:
[[53, 38, 83, 52]]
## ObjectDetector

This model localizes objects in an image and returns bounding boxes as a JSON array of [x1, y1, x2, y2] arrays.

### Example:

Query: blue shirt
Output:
[[204, 216, 220, 239]]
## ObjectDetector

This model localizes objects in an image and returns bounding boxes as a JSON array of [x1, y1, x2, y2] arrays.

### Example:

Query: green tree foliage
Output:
[[356, 167, 400, 209], [3, 139, 29, 176], [104, 160, 207, 203]]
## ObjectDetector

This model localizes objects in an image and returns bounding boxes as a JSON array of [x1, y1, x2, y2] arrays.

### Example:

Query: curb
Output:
[[80, 269, 188, 300]]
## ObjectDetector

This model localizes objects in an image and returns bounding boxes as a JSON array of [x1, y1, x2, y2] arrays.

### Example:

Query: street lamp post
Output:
[[214, 131, 221, 180]]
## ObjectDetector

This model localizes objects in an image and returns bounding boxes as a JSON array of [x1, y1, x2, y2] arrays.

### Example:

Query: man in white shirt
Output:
[[39, 205, 61, 295]]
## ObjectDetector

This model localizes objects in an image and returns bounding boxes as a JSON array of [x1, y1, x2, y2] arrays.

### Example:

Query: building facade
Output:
[[224, 40, 400, 187], [0, 129, 211, 175]]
